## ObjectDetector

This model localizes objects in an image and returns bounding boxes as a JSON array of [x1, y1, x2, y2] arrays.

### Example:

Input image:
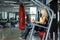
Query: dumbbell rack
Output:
[[29, 0, 54, 40]]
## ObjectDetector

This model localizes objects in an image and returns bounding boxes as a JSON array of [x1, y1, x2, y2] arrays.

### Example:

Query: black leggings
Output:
[[20, 24, 45, 39]]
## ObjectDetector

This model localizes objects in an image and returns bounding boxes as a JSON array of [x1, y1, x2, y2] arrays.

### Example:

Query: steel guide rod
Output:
[[29, 23, 35, 40]]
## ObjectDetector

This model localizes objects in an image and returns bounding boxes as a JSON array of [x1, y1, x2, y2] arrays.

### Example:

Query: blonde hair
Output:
[[40, 8, 48, 18]]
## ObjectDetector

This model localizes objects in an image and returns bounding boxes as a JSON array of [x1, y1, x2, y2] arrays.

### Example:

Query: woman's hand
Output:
[[32, 19, 40, 24], [31, 19, 35, 23]]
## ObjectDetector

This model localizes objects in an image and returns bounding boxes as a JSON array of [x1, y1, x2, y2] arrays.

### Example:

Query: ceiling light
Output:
[[23, 1, 31, 3], [25, 4, 33, 6], [14, 7, 19, 8], [10, 4, 19, 6], [4, 1, 16, 3]]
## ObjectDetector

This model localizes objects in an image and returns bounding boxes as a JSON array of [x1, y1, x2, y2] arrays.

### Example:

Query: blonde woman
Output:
[[19, 8, 48, 40], [32, 8, 48, 33], [33, 8, 48, 25]]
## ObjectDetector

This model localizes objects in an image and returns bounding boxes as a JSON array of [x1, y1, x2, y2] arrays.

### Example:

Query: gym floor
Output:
[[0, 28, 40, 40], [0, 28, 21, 40]]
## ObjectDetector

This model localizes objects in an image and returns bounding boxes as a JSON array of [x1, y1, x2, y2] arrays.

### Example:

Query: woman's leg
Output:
[[20, 25, 31, 39], [34, 26, 44, 32]]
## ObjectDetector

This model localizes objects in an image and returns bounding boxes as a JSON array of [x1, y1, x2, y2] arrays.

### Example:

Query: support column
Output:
[[50, 0, 57, 40]]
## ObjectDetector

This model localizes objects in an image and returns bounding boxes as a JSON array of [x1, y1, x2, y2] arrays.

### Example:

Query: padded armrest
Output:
[[26, 22, 47, 29], [33, 24, 48, 29]]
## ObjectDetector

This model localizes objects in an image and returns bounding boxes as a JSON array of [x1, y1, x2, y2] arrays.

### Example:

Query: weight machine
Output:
[[28, 0, 54, 40], [19, 0, 54, 40]]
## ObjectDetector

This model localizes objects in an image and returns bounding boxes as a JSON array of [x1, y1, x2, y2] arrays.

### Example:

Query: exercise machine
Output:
[[19, 0, 54, 40], [29, 0, 54, 40]]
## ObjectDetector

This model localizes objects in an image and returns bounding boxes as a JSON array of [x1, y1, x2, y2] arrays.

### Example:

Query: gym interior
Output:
[[0, 0, 59, 40]]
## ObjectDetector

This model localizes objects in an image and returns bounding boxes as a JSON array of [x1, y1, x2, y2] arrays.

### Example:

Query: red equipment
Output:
[[19, 4, 25, 30], [38, 32, 45, 40]]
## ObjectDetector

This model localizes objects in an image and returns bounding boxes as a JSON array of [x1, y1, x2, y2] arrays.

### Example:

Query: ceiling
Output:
[[0, 0, 43, 7], [0, 0, 18, 8], [0, 0, 49, 12], [0, 0, 36, 12], [0, 0, 34, 7], [0, 0, 32, 11]]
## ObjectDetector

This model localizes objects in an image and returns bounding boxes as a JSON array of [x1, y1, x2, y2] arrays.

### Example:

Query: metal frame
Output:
[[29, 0, 54, 40]]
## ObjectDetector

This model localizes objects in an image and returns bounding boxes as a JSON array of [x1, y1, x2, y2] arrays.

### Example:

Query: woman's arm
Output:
[[32, 19, 39, 23], [32, 16, 47, 24], [35, 21, 40, 23]]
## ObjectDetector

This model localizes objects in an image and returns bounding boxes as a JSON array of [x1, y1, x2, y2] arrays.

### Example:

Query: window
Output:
[[9, 13, 15, 19], [30, 7, 37, 22], [30, 7, 37, 14], [2, 12, 7, 19]]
